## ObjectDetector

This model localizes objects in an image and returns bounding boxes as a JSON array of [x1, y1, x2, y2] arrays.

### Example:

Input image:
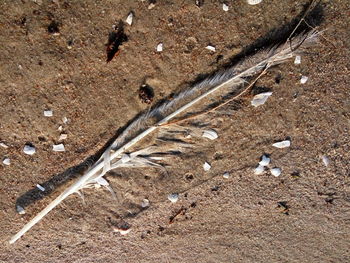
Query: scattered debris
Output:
[[58, 125, 63, 132], [23, 144, 36, 155], [271, 167, 282, 177], [300, 76, 308, 84], [247, 0, 263, 5], [272, 140, 290, 148], [156, 42, 163, 52], [223, 172, 230, 179], [195, 0, 204, 7], [254, 164, 265, 175], [139, 84, 154, 104], [16, 205, 26, 215], [106, 21, 128, 63], [59, 133, 67, 141], [53, 144, 65, 152], [2, 157, 10, 166], [322, 155, 330, 167], [203, 161, 211, 171], [168, 193, 179, 203], [259, 154, 270, 166], [36, 184, 45, 192], [0, 142, 8, 148], [141, 199, 150, 208], [202, 129, 218, 140], [222, 3, 229, 11], [251, 92, 272, 107], [44, 110, 53, 117], [294, 55, 301, 64], [169, 207, 187, 224], [277, 201, 289, 215], [126, 12, 133, 25], [205, 45, 216, 52]]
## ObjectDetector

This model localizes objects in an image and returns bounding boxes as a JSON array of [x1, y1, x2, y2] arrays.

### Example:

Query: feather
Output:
[[9, 30, 319, 244]]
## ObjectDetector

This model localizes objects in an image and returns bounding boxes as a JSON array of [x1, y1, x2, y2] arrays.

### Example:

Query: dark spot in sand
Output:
[[139, 84, 154, 104], [48, 21, 60, 34]]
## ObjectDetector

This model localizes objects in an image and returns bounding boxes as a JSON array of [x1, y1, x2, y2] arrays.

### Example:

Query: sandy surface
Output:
[[0, 0, 349, 262]]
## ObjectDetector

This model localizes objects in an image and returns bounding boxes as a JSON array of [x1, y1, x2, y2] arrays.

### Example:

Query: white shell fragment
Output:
[[322, 155, 330, 167], [126, 12, 133, 25], [62, 117, 68, 124], [247, 0, 263, 5], [294, 55, 301, 64], [59, 133, 67, 141], [251, 92, 272, 107], [300, 76, 308, 84], [271, 167, 282, 177], [259, 155, 270, 166], [113, 227, 131, 235], [23, 144, 36, 155], [222, 3, 229, 11], [203, 162, 211, 171], [44, 110, 53, 117], [141, 199, 150, 208], [202, 129, 218, 140], [0, 142, 9, 148], [156, 43, 163, 52], [272, 140, 291, 148], [168, 193, 179, 203], [254, 164, 265, 175], [52, 144, 65, 152], [16, 205, 26, 215], [223, 172, 230, 179], [36, 184, 45, 191], [205, 45, 216, 52], [58, 125, 63, 131], [3, 157, 10, 166]]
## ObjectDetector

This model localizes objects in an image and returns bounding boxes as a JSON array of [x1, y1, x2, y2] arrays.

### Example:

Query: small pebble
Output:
[[141, 199, 150, 208], [16, 205, 26, 215], [259, 155, 270, 166], [222, 3, 229, 11], [322, 155, 330, 167], [247, 0, 263, 5], [113, 226, 131, 235], [300, 76, 308, 84], [53, 144, 65, 152], [254, 164, 265, 175], [156, 43, 163, 52], [271, 167, 282, 177], [294, 55, 301, 64], [205, 45, 216, 52], [203, 162, 211, 171], [223, 172, 230, 179], [2, 157, 10, 166], [202, 129, 218, 140], [126, 12, 133, 25], [272, 140, 291, 148], [23, 144, 36, 155], [58, 125, 63, 131], [251, 92, 272, 107], [168, 193, 179, 203], [0, 142, 9, 148], [36, 184, 45, 191], [44, 110, 53, 117], [148, 3, 155, 9]]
